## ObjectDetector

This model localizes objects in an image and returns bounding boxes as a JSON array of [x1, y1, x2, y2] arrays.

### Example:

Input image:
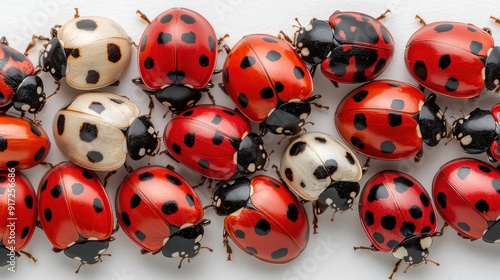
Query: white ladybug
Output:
[[280, 132, 363, 232], [40, 9, 132, 90], [53, 92, 159, 171]]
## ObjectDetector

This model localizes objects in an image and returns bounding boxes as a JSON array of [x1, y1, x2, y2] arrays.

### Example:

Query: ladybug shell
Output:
[[116, 166, 204, 252], [57, 16, 132, 90], [38, 162, 114, 249], [0, 171, 37, 253], [53, 92, 140, 171], [138, 8, 217, 90], [280, 132, 362, 201], [359, 170, 437, 252], [164, 105, 251, 180], [323, 11, 394, 83], [223, 176, 309, 263], [0, 114, 50, 170], [433, 158, 500, 241], [335, 80, 424, 160], [405, 21, 493, 99], [222, 34, 313, 123], [0, 44, 36, 107]]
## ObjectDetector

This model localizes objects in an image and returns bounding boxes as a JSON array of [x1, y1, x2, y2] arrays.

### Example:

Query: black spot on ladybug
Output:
[[50, 184, 62, 198], [492, 179, 500, 193], [388, 113, 402, 127], [314, 137, 326, 143], [9, 50, 25, 62], [184, 132, 195, 148], [409, 205, 423, 219], [430, 212, 436, 224], [130, 194, 141, 208], [40, 180, 47, 192], [263, 37, 278, 43], [255, 219, 271, 236], [237, 93, 249, 108], [34, 147, 46, 162], [438, 55, 451, 70], [469, 41, 483, 55], [87, 151, 103, 163], [285, 168, 293, 182], [211, 115, 222, 125], [367, 183, 388, 202], [475, 199, 489, 213], [434, 23, 454, 33], [458, 222, 471, 232], [160, 14, 173, 23], [0, 176, 5, 183], [199, 54, 209, 67], [185, 194, 194, 206], [400, 222, 416, 237], [420, 193, 430, 207], [86, 70, 100, 84], [373, 232, 384, 244], [354, 114, 367, 131], [157, 32, 172, 44], [162, 200, 178, 215], [246, 247, 258, 255], [266, 50, 281, 62], [391, 99, 405, 110], [6, 161, 19, 168], [135, 230, 146, 241], [212, 131, 224, 145], [139, 172, 154, 181], [235, 230, 245, 239], [387, 240, 400, 249], [350, 136, 365, 150], [144, 57, 155, 69], [381, 215, 397, 230], [436, 192, 447, 208], [82, 170, 93, 179], [287, 204, 299, 222], [29, 122, 42, 136], [140, 35, 147, 52], [25, 195, 34, 209], [182, 110, 194, 117], [260, 87, 274, 99], [445, 77, 459, 92], [107, 43, 122, 63], [71, 183, 84, 195], [457, 166, 471, 180], [413, 61, 428, 81], [180, 14, 195, 24], [199, 159, 210, 169], [240, 56, 256, 69], [166, 174, 182, 186], [353, 90, 368, 102], [181, 32, 196, 44], [208, 36, 216, 52], [478, 165, 492, 173], [79, 122, 98, 142], [121, 212, 131, 227], [172, 143, 181, 155], [0, 92, 4, 102], [271, 248, 288, 259], [76, 19, 97, 31], [380, 141, 396, 154], [313, 159, 338, 179], [373, 59, 387, 76], [21, 226, 30, 239], [289, 141, 307, 156], [275, 82, 285, 93], [394, 176, 414, 193], [89, 102, 105, 114], [93, 198, 103, 213], [421, 226, 432, 235], [364, 211, 375, 226], [0, 187, 5, 194], [43, 207, 53, 222], [5, 67, 23, 87], [293, 66, 305, 79]]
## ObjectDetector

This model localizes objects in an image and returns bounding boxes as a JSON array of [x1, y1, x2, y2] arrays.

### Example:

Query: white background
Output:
[[2, 0, 500, 279]]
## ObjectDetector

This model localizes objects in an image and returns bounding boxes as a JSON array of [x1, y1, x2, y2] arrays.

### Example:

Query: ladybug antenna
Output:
[[19, 250, 37, 263], [376, 9, 391, 21], [40, 161, 54, 169], [46, 81, 61, 99], [163, 110, 172, 119], [277, 135, 287, 145], [75, 263, 85, 274], [177, 257, 188, 269], [201, 246, 214, 253], [203, 204, 215, 211], [136, 10, 151, 25], [444, 135, 455, 146], [458, 108, 465, 118]]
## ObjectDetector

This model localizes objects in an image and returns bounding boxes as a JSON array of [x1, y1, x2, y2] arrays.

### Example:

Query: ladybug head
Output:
[[485, 46, 500, 92], [452, 108, 498, 154], [39, 37, 66, 81], [418, 94, 447, 147], [392, 235, 433, 266], [295, 19, 337, 65], [316, 181, 360, 214], [262, 101, 312, 136], [237, 133, 268, 175], [14, 75, 46, 114], [162, 219, 211, 262], [155, 84, 202, 113], [212, 177, 251, 216], [63, 237, 112, 272], [126, 115, 160, 160]]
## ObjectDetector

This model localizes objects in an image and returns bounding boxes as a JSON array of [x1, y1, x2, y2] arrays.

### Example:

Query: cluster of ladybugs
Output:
[[1, 6, 500, 279]]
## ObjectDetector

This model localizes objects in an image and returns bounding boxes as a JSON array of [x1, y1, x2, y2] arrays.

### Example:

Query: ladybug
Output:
[[356, 170, 439, 279], [0, 170, 37, 266], [116, 165, 211, 267], [221, 33, 319, 136], [0, 37, 45, 115], [433, 158, 500, 242], [452, 104, 500, 162], [279, 132, 362, 232], [133, 8, 218, 113], [405, 20, 500, 99], [38, 162, 115, 272], [39, 8, 132, 90], [53, 92, 159, 172], [212, 175, 309, 263], [335, 80, 447, 161], [293, 10, 394, 85], [0, 114, 50, 170], [163, 105, 268, 181]]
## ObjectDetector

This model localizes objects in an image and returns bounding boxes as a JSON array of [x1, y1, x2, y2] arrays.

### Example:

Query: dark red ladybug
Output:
[[212, 175, 309, 263], [405, 20, 500, 99], [335, 80, 447, 161], [433, 158, 500, 242], [293, 10, 394, 85]]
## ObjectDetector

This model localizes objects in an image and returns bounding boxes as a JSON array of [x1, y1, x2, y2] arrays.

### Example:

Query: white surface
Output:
[[2, 0, 500, 279]]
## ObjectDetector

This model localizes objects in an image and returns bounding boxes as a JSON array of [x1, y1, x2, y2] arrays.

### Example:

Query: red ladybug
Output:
[[294, 11, 394, 84], [0, 170, 37, 266], [133, 8, 218, 113], [212, 175, 309, 263], [163, 105, 268, 180], [335, 80, 447, 161], [38, 162, 114, 273], [116, 165, 210, 267], [221, 34, 318, 136], [405, 20, 500, 99], [0, 114, 51, 170], [0, 37, 45, 115], [356, 170, 439, 279], [433, 158, 500, 242]]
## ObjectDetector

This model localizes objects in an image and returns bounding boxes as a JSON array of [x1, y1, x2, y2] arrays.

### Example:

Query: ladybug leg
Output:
[[361, 157, 371, 174], [483, 26, 493, 35], [329, 80, 339, 88], [75, 263, 85, 274], [52, 247, 63, 253], [19, 250, 37, 263], [136, 10, 151, 24], [353, 244, 378, 251], [271, 164, 284, 181], [103, 170, 117, 187], [140, 249, 151, 255], [178, 258, 186, 269], [308, 64, 318, 78], [278, 30, 295, 47], [312, 202, 320, 234], [23, 34, 53, 55], [491, 16, 500, 25], [433, 223, 448, 237], [107, 80, 121, 87], [73, 8, 80, 18], [306, 94, 329, 110], [217, 34, 230, 47], [197, 176, 208, 188], [414, 15, 427, 26], [414, 148, 423, 162], [218, 83, 228, 95], [389, 259, 403, 280], [222, 229, 233, 261], [221, 44, 231, 54], [146, 94, 154, 117], [375, 9, 391, 21]]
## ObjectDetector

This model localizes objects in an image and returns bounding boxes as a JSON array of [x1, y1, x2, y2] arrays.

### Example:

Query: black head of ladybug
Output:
[[295, 19, 337, 66], [418, 94, 447, 147], [485, 46, 500, 92], [126, 115, 159, 160], [237, 133, 268, 175], [452, 108, 499, 156], [162, 219, 210, 262], [13, 75, 46, 114], [39, 37, 66, 81], [316, 181, 360, 214], [212, 178, 251, 216], [155, 84, 202, 113], [392, 235, 433, 266], [62, 235, 112, 271]]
